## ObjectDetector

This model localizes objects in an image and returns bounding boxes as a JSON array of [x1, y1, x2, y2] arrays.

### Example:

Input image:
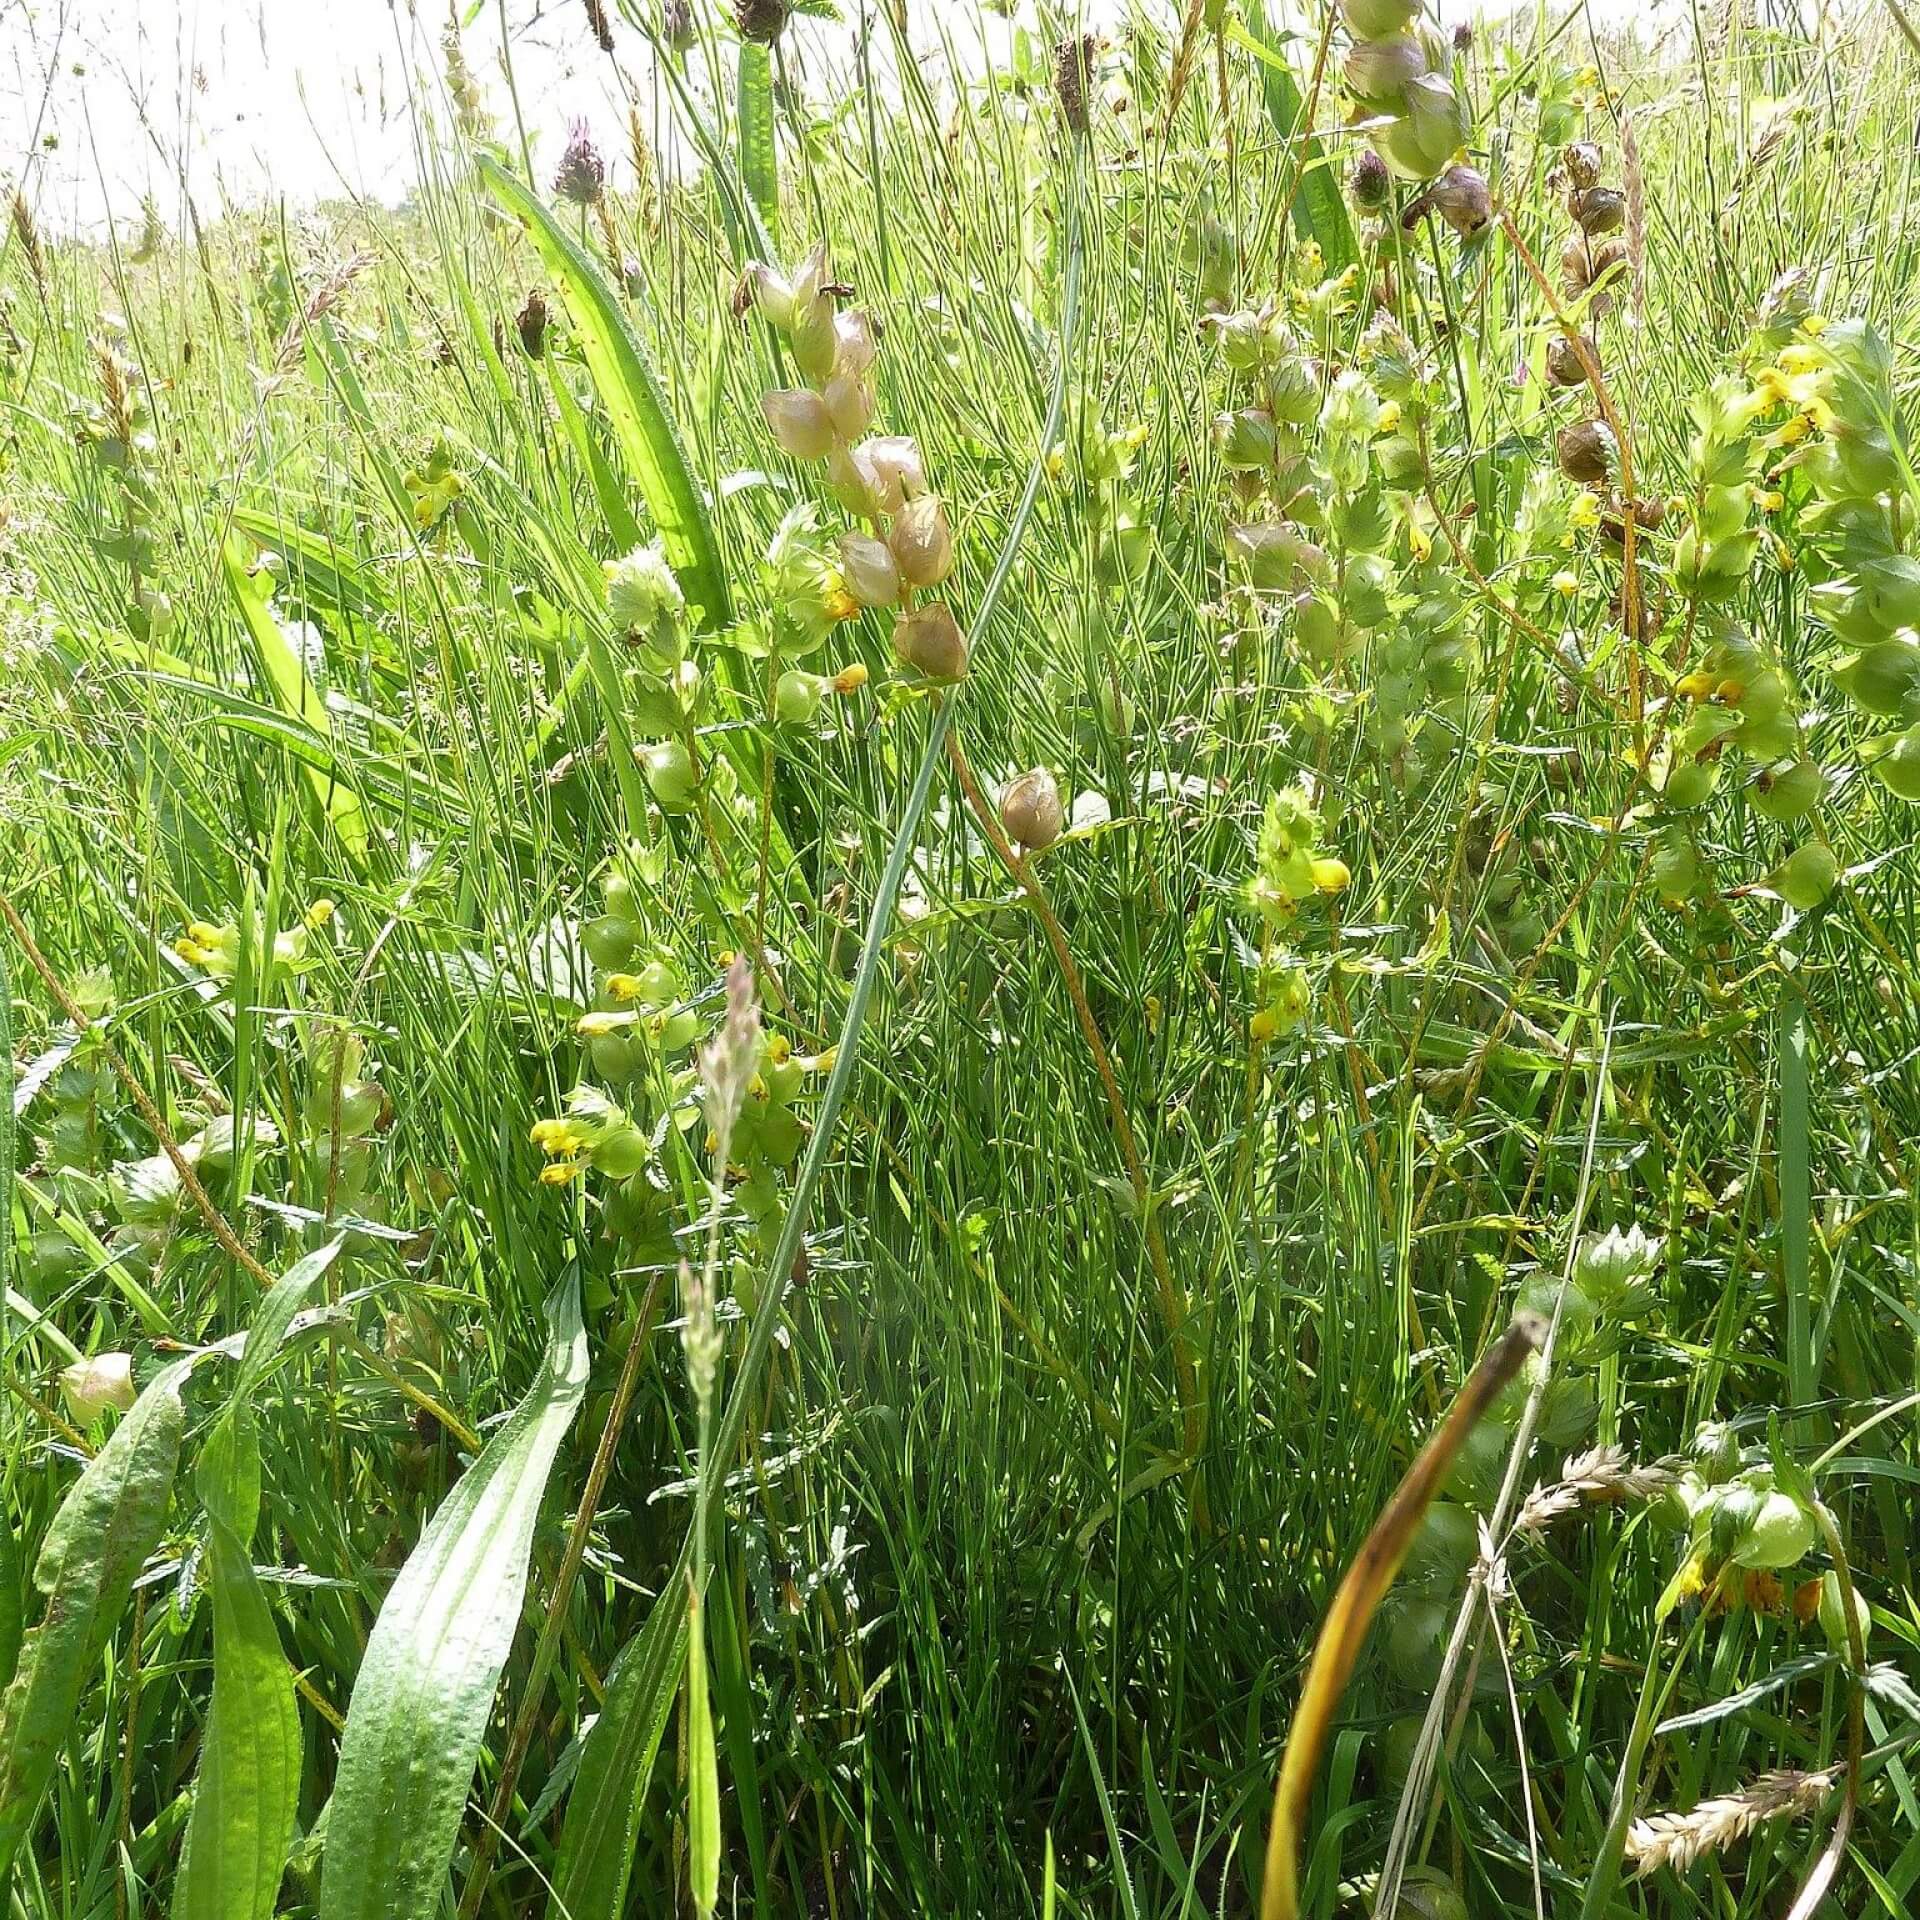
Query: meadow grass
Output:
[[3, 2, 1920, 1916]]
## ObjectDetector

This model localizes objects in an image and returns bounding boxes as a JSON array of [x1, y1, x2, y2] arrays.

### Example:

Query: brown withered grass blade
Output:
[[1259, 1312, 1546, 1920]]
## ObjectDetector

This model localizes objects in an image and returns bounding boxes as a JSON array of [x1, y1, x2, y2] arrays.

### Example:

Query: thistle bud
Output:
[[516, 288, 549, 358], [838, 530, 902, 607], [1556, 419, 1615, 486], [892, 602, 969, 681], [888, 494, 954, 589], [1545, 331, 1595, 387], [60, 1352, 136, 1424], [1562, 141, 1603, 191], [823, 371, 875, 441], [1349, 149, 1393, 212], [762, 387, 837, 460], [1342, 35, 1425, 109], [1569, 186, 1625, 236], [552, 118, 606, 207], [1001, 767, 1064, 851]]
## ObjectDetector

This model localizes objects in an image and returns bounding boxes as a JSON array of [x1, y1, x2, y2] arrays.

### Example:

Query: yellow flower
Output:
[[576, 1009, 635, 1037], [1119, 423, 1149, 452], [1568, 492, 1602, 531], [603, 973, 643, 1001], [766, 1033, 792, 1064], [304, 898, 336, 929], [1376, 400, 1402, 435], [831, 662, 870, 693], [1407, 522, 1432, 563], [1552, 570, 1579, 599], [1757, 489, 1784, 514], [1311, 856, 1351, 894], [530, 1117, 591, 1157], [538, 1159, 586, 1186], [1777, 342, 1824, 375], [173, 937, 209, 965], [1799, 312, 1829, 336], [1249, 1007, 1279, 1045]]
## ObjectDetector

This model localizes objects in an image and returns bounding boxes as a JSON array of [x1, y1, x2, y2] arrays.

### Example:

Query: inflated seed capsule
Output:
[[1339, 0, 1419, 33], [1556, 419, 1615, 486], [1563, 141, 1603, 191], [1569, 186, 1626, 235], [1348, 149, 1393, 211], [1545, 331, 1596, 387], [774, 669, 827, 726], [1403, 164, 1492, 237], [1775, 841, 1838, 911], [1342, 34, 1425, 110], [1864, 725, 1920, 799], [1751, 756, 1824, 823], [640, 738, 697, 812], [583, 913, 639, 970], [1001, 768, 1065, 851], [891, 603, 969, 681]]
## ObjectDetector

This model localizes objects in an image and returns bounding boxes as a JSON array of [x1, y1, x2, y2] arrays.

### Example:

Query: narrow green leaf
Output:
[[219, 535, 368, 860], [0, 1357, 189, 1894], [231, 508, 390, 619], [173, 1240, 343, 1920], [685, 1590, 721, 1917], [737, 42, 780, 247], [1237, 8, 1356, 275], [478, 156, 731, 631], [319, 1275, 589, 1920], [1781, 984, 1816, 1439]]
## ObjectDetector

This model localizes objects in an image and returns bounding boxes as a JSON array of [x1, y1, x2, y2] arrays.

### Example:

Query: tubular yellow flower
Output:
[[539, 1159, 586, 1186], [304, 898, 336, 928], [576, 1010, 636, 1037]]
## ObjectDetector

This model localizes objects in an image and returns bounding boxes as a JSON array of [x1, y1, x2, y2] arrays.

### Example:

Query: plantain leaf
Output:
[[0, 1355, 190, 1895], [478, 156, 731, 631], [173, 1239, 343, 1920], [546, 1573, 687, 1920], [685, 1588, 721, 1918], [319, 1274, 588, 1920], [1236, 8, 1356, 275], [219, 535, 368, 860], [737, 42, 780, 248]]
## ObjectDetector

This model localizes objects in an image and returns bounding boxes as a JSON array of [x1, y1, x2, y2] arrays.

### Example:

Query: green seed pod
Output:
[[335, 1078, 389, 1139], [1651, 828, 1700, 904], [1835, 638, 1920, 718], [29, 1230, 86, 1284], [1340, 0, 1420, 35], [1731, 1488, 1817, 1570], [1776, 841, 1838, 911], [603, 870, 635, 918], [590, 1121, 650, 1181], [641, 739, 697, 812], [1862, 725, 1920, 800], [1661, 758, 1717, 811], [1342, 35, 1425, 110], [1817, 1570, 1871, 1654], [1750, 757, 1824, 822], [588, 1032, 639, 1080], [774, 669, 827, 727], [583, 913, 639, 970], [1385, 1596, 1449, 1690]]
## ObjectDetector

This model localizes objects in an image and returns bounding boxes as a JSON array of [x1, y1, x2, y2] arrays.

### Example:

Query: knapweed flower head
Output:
[[553, 118, 606, 206]]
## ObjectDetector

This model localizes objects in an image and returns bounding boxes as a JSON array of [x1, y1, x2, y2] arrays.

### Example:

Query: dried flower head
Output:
[[553, 118, 606, 206], [1349, 149, 1393, 212], [1055, 33, 1096, 135], [737, 0, 790, 43], [516, 287, 549, 358]]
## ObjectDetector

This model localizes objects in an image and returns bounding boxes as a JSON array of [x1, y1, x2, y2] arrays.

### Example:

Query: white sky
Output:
[[5, 0, 1677, 237]]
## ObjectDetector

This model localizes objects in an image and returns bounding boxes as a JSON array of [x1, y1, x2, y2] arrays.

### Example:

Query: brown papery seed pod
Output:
[[516, 288, 549, 358], [892, 603, 969, 682], [1001, 768, 1065, 852], [1570, 186, 1626, 236], [1557, 419, 1616, 487], [1545, 331, 1596, 388], [1409, 164, 1492, 237], [1563, 141, 1603, 191]]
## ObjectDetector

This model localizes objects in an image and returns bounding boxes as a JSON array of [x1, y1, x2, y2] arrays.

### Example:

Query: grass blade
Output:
[[478, 155, 731, 630], [1236, 7, 1355, 274], [0, 1356, 190, 1894], [318, 1274, 589, 1920], [685, 1588, 721, 1917], [219, 534, 368, 861]]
